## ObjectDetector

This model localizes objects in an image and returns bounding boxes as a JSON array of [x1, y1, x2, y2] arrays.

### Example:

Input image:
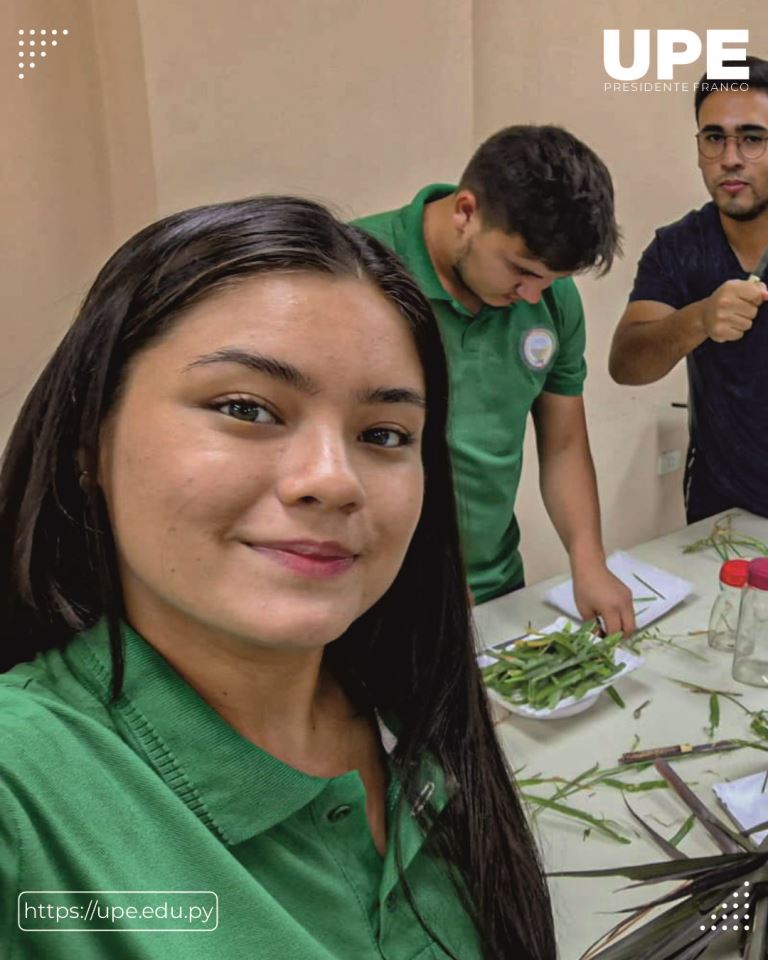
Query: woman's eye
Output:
[[215, 400, 279, 424], [361, 427, 413, 448]]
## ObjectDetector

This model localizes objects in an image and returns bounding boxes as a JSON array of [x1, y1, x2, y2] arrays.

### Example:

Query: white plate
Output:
[[544, 551, 694, 631], [477, 617, 644, 720]]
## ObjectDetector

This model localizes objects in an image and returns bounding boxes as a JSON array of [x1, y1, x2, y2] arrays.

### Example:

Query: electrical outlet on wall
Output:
[[658, 449, 683, 476]]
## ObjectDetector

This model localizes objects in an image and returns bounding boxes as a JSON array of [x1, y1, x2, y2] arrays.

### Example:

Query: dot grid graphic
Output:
[[699, 881, 751, 934], [16, 28, 69, 79]]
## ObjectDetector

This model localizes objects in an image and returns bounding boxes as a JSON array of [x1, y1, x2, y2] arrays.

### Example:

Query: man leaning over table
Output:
[[354, 125, 635, 635], [609, 56, 768, 524]]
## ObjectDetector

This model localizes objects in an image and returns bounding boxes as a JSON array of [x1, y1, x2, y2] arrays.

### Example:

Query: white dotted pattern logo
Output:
[[16, 28, 69, 79], [699, 881, 751, 934]]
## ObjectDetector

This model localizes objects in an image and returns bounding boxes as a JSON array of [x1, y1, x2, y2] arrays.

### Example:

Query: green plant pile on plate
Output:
[[481, 621, 625, 712]]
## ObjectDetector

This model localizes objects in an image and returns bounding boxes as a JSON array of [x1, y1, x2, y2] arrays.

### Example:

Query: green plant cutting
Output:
[[684, 513, 768, 561]]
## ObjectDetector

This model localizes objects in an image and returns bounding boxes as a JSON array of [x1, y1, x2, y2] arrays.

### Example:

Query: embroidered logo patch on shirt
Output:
[[520, 327, 557, 371]]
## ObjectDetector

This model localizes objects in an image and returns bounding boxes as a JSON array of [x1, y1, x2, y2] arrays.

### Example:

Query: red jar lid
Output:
[[747, 557, 768, 591], [720, 559, 750, 587]]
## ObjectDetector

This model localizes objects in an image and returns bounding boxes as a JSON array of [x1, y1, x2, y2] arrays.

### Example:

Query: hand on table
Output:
[[572, 563, 636, 637]]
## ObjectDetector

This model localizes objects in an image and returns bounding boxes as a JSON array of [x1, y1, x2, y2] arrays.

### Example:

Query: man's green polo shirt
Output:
[[0, 622, 482, 959], [354, 185, 587, 602]]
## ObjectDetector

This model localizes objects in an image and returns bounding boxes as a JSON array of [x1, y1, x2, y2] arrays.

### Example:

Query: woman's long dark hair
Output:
[[0, 196, 556, 959]]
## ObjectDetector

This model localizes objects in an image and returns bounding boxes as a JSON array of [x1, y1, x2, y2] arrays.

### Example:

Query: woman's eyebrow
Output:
[[362, 386, 426, 408], [184, 348, 317, 393], [184, 348, 426, 407]]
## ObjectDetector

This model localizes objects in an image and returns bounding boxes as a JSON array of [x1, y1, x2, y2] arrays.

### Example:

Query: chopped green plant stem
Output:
[[708, 693, 720, 738], [629, 628, 709, 662], [669, 814, 696, 847], [598, 778, 668, 793], [673, 678, 744, 699], [633, 596, 657, 603], [606, 685, 625, 709], [630, 733, 641, 751], [633, 699, 652, 720], [632, 572, 666, 600]]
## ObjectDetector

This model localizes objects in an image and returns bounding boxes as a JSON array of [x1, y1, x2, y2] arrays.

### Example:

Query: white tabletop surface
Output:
[[473, 510, 768, 960]]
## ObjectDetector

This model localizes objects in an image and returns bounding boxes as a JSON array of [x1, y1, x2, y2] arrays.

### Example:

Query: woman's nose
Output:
[[275, 427, 365, 512]]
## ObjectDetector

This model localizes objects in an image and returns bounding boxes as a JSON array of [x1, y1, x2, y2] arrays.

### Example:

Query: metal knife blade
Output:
[[749, 246, 768, 282]]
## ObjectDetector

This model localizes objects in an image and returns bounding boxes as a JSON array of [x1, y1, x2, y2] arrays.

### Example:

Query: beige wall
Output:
[[1, 0, 114, 443], [3, 0, 765, 583], [134, 0, 474, 217], [88, 0, 156, 244]]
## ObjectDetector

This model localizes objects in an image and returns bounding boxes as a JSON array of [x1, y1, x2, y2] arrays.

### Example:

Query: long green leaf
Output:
[[523, 793, 630, 843], [550, 851, 758, 883]]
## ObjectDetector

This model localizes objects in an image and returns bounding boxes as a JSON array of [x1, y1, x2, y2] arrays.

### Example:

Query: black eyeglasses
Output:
[[696, 131, 768, 161]]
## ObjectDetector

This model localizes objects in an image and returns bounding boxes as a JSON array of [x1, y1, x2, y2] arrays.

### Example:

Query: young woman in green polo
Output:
[[0, 198, 556, 959]]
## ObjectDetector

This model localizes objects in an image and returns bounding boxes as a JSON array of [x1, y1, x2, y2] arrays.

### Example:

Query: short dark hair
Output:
[[458, 124, 620, 275], [695, 55, 768, 120], [0, 196, 557, 960]]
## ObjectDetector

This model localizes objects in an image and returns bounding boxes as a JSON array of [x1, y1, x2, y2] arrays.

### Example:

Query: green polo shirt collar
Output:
[[63, 622, 450, 859], [400, 183, 470, 308]]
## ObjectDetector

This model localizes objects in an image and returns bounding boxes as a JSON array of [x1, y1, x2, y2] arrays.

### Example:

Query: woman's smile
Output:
[[246, 539, 359, 579]]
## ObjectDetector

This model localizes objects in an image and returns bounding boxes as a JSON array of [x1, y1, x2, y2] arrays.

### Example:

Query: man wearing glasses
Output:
[[610, 56, 768, 523]]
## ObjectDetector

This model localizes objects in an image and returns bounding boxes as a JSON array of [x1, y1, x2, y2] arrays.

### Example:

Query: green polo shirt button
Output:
[[326, 804, 352, 823], [385, 891, 398, 911]]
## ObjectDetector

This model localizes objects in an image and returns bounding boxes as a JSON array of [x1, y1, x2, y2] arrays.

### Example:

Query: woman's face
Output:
[[98, 272, 426, 652]]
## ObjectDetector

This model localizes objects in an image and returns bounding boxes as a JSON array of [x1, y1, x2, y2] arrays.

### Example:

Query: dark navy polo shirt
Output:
[[629, 202, 768, 516]]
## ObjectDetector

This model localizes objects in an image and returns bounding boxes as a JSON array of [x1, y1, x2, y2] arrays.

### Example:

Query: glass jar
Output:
[[732, 557, 768, 688], [708, 559, 749, 651]]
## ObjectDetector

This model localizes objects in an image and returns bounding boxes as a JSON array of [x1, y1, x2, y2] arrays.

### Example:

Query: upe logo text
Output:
[[603, 30, 749, 81]]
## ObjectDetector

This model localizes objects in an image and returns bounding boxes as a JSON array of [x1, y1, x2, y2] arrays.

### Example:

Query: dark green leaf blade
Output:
[[550, 851, 758, 883], [622, 796, 687, 861], [654, 759, 749, 853]]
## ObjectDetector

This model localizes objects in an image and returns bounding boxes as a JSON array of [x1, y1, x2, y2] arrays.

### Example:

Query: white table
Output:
[[473, 510, 768, 960]]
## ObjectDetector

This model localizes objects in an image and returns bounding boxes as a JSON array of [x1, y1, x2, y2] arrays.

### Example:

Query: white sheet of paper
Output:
[[713, 771, 768, 846], [544, 550, 694, 630]]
